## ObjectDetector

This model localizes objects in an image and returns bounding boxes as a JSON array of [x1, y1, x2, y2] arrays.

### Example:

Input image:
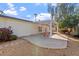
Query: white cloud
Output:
[[3, 3, 18, 15], [35, 13, 51, 21], [4, 9, 18, 15], [19, 7, 27, 11], [7, 3, 14, 8]]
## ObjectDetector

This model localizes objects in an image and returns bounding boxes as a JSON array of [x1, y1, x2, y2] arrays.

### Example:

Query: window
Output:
[[38, 26, 42, 32]]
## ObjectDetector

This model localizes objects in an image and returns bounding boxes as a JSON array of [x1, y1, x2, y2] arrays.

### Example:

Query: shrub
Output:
[[0, 28, 17, 42], [10, 35, 17, 41], [60, 29, 68, 33], [71, 31, 79, 37]]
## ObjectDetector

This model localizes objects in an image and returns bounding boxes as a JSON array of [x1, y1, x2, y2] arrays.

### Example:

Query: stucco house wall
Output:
[[0, 16, 39, 37]]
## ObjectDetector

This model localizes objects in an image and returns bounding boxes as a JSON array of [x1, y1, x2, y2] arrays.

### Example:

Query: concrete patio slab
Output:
[[51, 34, 68, 41], [23, 34, 68, 49]]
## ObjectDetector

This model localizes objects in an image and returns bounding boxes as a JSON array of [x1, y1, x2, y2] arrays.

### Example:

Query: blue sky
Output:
[[0, 3, 53, 21]]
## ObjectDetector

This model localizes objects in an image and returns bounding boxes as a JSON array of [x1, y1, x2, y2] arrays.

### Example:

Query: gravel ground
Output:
[[0, 38, 79, 56]]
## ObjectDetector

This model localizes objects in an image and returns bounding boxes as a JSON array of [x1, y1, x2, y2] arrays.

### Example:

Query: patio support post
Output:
[[57, 23, 59, 33], [49, 6, 55, 38], [49, 18, 52, 37]]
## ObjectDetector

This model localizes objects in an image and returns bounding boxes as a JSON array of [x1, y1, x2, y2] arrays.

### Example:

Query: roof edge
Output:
[[0, 15, 35, 23]]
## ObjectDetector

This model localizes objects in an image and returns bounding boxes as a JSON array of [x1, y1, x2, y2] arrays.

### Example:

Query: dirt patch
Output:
[[0, 38, 79, 56]]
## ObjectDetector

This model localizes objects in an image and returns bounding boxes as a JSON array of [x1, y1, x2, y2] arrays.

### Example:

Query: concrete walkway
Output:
[[23, 34, 68, 49]]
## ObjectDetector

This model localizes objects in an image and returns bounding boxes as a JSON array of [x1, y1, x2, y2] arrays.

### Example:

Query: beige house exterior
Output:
[[0, 15, 54, 37], [0, 15, 41, 37], [0, 15, 68, 49]]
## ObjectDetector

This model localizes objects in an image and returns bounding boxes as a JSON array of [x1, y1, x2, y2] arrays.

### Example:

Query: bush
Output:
[[0, 28, 12, 41], [60, 29, 68, 33], [10, 35, 17, 41], [71, 31, 79, 37], [0, 28, 17, 42]]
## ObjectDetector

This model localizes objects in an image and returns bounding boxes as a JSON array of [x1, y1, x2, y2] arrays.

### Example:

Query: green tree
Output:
[[57, 3, 76, 20], [0, 10, 4, 15], [48, 3, 77, 33], [58, 15, 79, 33], [34, 13, 37, 22]]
